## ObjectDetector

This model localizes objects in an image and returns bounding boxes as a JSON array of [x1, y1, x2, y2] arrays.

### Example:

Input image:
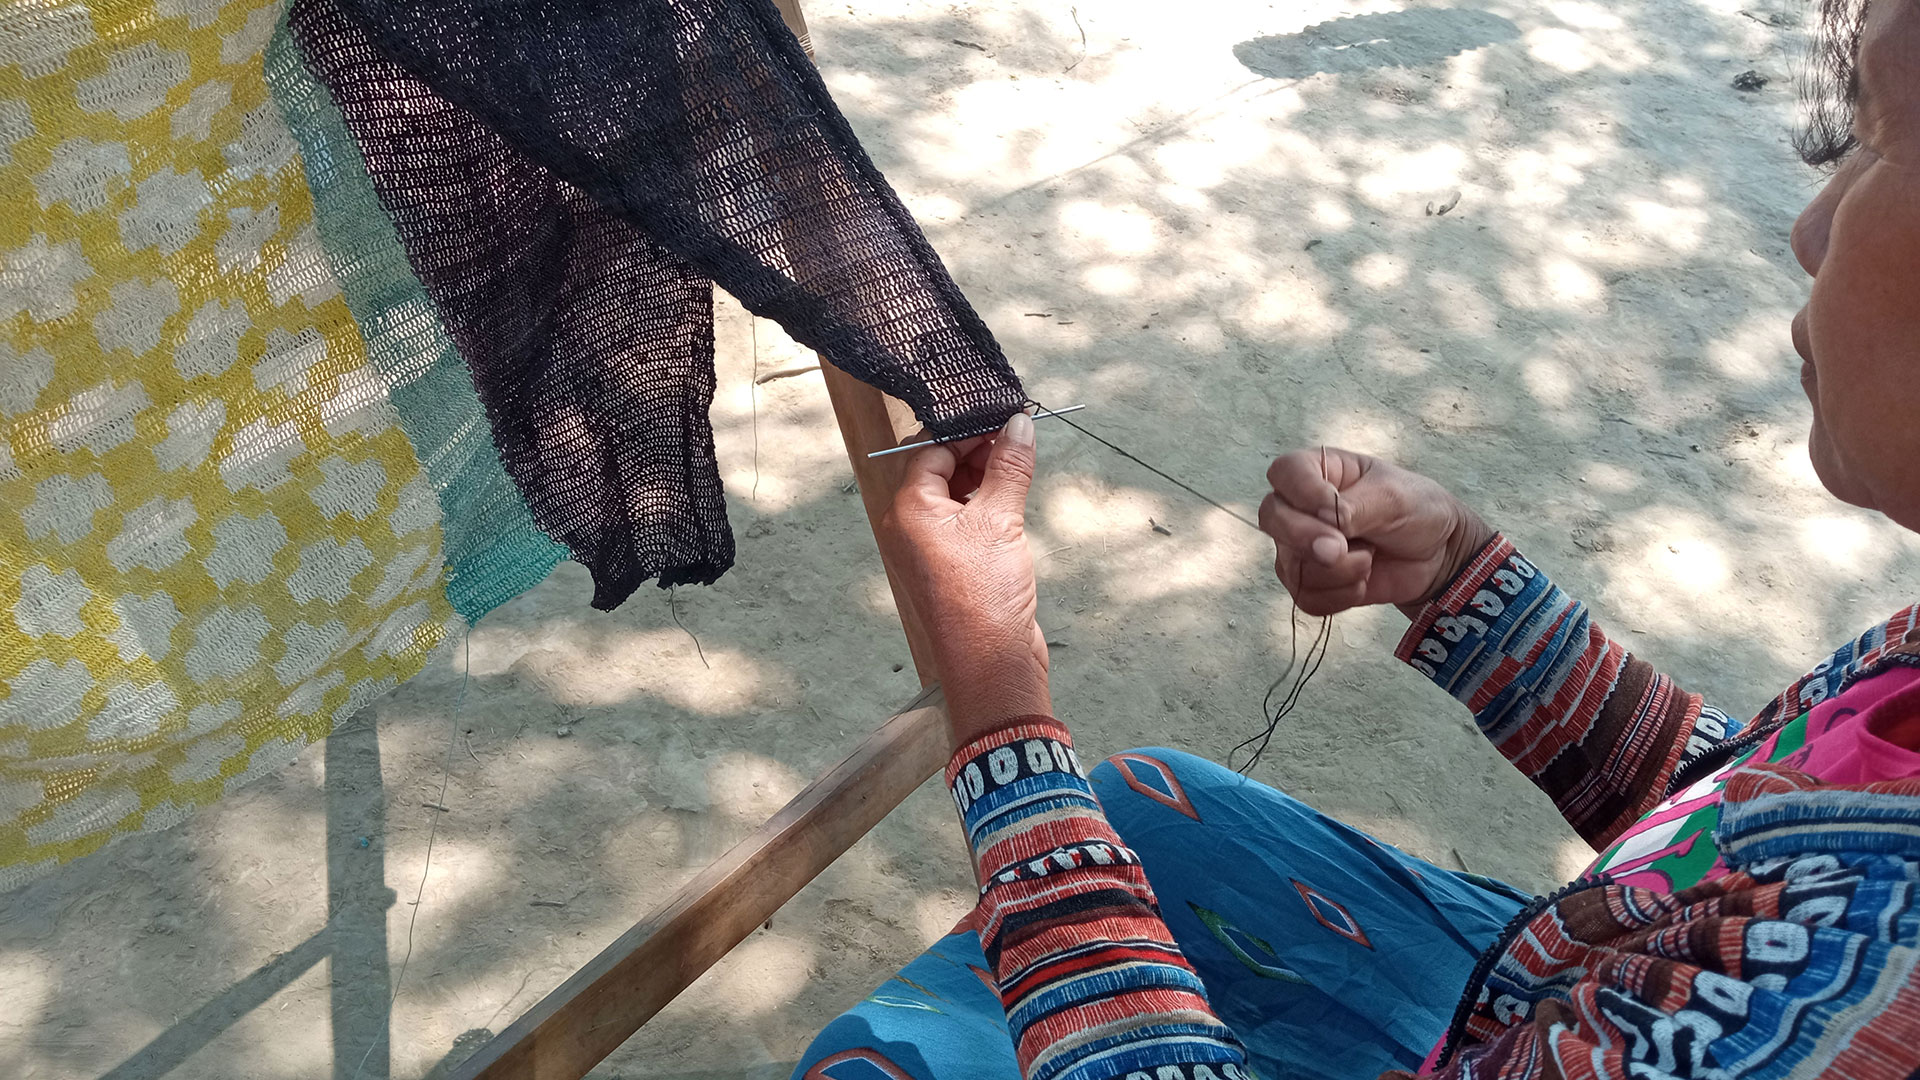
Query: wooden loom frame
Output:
[[449, 3, 954, 1075]]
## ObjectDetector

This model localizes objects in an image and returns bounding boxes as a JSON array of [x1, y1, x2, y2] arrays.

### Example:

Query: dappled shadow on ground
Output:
[[7, 0, 1920, 1076], [1235, 9, 1522, 78]]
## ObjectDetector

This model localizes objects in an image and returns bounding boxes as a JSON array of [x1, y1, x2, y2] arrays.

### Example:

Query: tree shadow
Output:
[[7, 0, 1920, 1077], [1234, 9, 1522, 79]]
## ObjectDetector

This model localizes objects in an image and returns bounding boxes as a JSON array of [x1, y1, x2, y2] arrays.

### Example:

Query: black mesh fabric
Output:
[[286, 0, 1026, 609]]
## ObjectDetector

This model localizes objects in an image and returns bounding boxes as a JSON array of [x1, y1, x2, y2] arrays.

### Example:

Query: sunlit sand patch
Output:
[[1524, 355, 1578, 408], [1580, 462, 1641, 493], [500, 634, 778, 714], [706, 752, 807, 822], [1351, 251, 1408, 290], [1797, 516, 1884, 576], [1501, 137, 1601, 209], [1549, 0, 1627, 31], [1556, 837, 1598, 882], [1526, 27, 1598, 71], [705, 933, 819, 1014], [1627, 198, 1711, 254], [1356, 144, 1466, 208], [1602, 510, 1753, 634], [1150, 121, 1280, 189], [1238, 284, 1350, 337], [1081, 263, 1141, 296], [1705, 313, 1798, 383], [912, 889, 977, 940], [1059, 199, 1159, 256], [1315, 408, 1405, 457]]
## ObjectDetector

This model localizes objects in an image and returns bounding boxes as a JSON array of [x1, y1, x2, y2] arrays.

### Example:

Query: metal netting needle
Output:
[[865, 404, 1088, 458]]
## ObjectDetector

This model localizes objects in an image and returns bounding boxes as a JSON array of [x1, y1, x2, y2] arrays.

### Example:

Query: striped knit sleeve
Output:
[[947, 719, 1251, 1080], [1394, 535, 1741, 848]]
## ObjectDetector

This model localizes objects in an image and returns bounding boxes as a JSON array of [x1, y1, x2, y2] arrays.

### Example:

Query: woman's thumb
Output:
[[973, 412, 1037, 514]]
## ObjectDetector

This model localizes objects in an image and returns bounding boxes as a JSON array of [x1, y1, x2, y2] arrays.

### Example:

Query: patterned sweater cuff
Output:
[[1394, 534, 1555, 703], [1393, 533, 1726, 846], [946, 718, 1100, 878]]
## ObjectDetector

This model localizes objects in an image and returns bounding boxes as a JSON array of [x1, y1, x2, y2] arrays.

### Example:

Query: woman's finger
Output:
[[897, 438, 969, 508], [1296, 545, 1371, 592], [1266, 451, 1340, 522], [971, 414, 1037, 515], [1260, 493, 1347, 565], [1273, 556, 1369, 616], [949, 434, 996, 497], [953, 434, 994, 470], [1274, 542, 1370, 595], [1319, 467, 1409, 539], [1293, 581, 1368, 617]]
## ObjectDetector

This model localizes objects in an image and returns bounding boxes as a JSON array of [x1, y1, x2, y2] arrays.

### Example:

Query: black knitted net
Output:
[[288, 0, 1027, 608]]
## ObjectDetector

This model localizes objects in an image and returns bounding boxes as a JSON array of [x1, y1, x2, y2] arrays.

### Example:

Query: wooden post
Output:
[[769, 0, 815, 55], [773, 0, 940, 685], [816, 360, 939, 682], [449, 687, 949, 1080]]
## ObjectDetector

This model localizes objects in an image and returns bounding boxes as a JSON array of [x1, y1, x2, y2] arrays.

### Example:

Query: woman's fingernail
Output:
[[1310, 535, 1345, 565], [1006, 411, 1035, 445]]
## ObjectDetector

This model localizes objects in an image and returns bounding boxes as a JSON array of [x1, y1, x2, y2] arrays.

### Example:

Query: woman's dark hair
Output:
[[1796, 0, 1875, 166]]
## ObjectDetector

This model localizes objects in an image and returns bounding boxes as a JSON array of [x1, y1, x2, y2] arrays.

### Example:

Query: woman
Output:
[[796, 1, 1920, 1077]]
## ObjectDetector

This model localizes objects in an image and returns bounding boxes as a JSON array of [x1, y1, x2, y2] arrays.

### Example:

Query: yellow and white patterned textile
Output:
[[0, 0, 453, 888]]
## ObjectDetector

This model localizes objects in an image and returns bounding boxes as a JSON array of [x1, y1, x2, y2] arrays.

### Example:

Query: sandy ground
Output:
[[7, 0, 1920, 1076]]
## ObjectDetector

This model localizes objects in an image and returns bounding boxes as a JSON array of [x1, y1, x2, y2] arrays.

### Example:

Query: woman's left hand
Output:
[[882, 413, 1051, 746]]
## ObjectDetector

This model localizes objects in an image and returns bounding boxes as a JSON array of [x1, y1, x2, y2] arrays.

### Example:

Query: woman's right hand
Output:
[[1258, 448, 1495, 617]]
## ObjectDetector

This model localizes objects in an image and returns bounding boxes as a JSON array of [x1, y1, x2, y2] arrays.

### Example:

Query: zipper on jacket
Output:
[[1432, 873, 1613, 1070]]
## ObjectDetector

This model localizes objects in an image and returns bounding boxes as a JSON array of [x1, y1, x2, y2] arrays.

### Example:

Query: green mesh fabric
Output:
[[263, 22, 566, 621]]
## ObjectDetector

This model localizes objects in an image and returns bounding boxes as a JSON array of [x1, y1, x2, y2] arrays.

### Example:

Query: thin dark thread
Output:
[[1065, 6, 1087, 72], [1024, 400, 1335, 772], [1225, 447, 1340, 772], [750, 318, 761, 504], [1230, 610, 1331, 774], [1028, 399, 1260, 531], [350, 628, 470, 1080], [668, 585, 710, 669], [1229, 603, 1302, 771]]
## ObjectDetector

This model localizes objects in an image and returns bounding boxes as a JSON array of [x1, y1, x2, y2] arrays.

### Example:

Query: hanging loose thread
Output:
[[1228, 449, 1340, 773], [1229, 605, 1332, 773], [1026, 400, 1338, 773], [750, 317, 761, 504]]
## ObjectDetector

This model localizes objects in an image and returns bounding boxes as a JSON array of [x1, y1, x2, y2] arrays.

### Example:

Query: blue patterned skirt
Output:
[[793, 748, 1533, 1080]]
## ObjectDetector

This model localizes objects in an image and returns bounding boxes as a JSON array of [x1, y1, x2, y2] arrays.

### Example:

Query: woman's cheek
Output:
[[1807, 161, 1920, 523]]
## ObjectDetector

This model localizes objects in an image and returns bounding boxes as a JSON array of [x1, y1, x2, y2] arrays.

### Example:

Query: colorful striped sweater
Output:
[[1395, 535, 1919, 848], [947, 721, 1251, 1080], [946, 533, 1920, 1080]]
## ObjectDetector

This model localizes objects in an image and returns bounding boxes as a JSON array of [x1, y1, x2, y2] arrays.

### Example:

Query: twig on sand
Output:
[[754, 362, 820, 384], [1066, 6, 1088, 72]]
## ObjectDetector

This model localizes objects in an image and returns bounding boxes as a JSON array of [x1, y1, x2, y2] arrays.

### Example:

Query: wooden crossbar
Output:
[[449, 686, 947, 1080]]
